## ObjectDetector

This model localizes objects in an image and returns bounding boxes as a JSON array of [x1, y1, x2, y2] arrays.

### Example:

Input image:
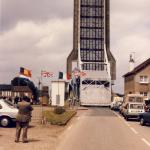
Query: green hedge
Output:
[[43, 110, 76, 125], [54, 106, 66, 114]]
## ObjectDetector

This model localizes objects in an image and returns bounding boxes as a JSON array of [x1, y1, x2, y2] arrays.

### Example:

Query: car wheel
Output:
[[140, 118, 145, 126], [125, 116, 129, 121], [0, 117, 10, 127]]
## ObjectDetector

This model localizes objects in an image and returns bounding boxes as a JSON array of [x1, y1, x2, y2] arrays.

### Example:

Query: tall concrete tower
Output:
[[67, 0, 116, 106]]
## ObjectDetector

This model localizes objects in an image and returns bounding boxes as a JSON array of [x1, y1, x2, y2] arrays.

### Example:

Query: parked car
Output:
[[0, 99, 18, 127], [123, 102, 145, 121], [111, 101, 123, 111], [110, 101, 115, 110], [119, 102, 126, 115], [139, 109, 150, 126], [144, 99, 150, 112]]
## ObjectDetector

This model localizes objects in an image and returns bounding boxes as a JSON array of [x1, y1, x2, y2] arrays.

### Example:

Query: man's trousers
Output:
[[15, 122, 29, 142]]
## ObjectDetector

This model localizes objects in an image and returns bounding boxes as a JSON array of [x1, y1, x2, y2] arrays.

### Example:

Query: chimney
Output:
[[129, 54, 135, 71]]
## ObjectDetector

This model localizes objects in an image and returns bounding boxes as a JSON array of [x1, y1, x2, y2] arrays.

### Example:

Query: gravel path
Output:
[[0, 106, 65, 150]]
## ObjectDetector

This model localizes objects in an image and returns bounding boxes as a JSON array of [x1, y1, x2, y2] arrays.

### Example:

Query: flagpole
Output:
[[49, 76, 52, 105], [40, 70, 44, 124]]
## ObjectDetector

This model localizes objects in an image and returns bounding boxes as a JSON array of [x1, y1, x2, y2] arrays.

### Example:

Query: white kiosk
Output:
[[51, 80, 65, 106]]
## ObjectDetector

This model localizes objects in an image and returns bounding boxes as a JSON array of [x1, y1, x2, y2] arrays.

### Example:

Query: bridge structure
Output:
[[67, 0, 116, 106]]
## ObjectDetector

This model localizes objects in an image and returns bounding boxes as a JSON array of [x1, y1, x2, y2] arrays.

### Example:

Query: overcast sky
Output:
[[0, 0, 150, 93]]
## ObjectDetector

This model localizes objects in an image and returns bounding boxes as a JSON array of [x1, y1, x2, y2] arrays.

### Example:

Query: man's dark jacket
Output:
[[16, 101, 33, 123]]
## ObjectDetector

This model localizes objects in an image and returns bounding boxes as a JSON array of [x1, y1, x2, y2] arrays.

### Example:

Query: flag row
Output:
[[18, 67, 86, 80]]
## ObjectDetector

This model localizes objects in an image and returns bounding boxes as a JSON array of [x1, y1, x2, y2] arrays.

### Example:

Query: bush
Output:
[[43, 110, 77, 125], [54, 106, 66, 114]]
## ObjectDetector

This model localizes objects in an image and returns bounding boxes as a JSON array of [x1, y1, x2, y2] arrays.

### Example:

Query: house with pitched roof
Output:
[[123, 58, 150, 100]]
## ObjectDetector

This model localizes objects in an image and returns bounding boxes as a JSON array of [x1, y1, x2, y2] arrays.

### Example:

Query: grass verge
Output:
[[43, 110, 76, 125]]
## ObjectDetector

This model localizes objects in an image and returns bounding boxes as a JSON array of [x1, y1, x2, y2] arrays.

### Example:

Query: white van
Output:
[[123, 102, 145, 120], [122, 94, 145, 120]]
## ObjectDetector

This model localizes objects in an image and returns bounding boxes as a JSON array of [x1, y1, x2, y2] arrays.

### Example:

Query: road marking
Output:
[[67, 125, 72, 130], [112, 111, 133, 128], [130, 127, 138, 134], [77, 117, 80, 120], [124, 122, 131, 127], [118, 115, 122, 119], [113, 111, 122, 119], [142, 138, 150, 147]]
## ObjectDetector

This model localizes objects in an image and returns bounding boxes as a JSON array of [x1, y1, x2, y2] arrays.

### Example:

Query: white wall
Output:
[[51, 80, 65, 106]]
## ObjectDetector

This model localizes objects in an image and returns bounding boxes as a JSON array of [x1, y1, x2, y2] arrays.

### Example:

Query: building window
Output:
[[139, 76, 149, 83], [80, 0, 105, 71], [24, 93, 29, 96], [14, 92, 17, 97], [140, 92, 148, 97]]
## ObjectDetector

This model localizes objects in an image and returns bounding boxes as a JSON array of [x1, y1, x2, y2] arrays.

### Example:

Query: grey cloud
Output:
[[0, 19, 72, 84], [1, 0, 73, 31], [0, 0, 150, 93]]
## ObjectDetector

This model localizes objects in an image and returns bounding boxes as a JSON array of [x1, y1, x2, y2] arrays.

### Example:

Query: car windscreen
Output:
[[130, 104, 143, 109], [128, 97, 143, 103]]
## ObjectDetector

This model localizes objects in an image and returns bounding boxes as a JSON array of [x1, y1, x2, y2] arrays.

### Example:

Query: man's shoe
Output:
[[22, 140, 28, 143], [15, 140, 19, 143]]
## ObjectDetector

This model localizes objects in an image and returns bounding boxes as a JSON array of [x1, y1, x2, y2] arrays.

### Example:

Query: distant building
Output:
[[42, 86, 49, 97], [39, 86, 49, 105], [0, 84, 12, 98], [112, 93, 124, 102], [12, 86, 32, 98], [123, 58, 150, 100], [0, 85, 32, 99]]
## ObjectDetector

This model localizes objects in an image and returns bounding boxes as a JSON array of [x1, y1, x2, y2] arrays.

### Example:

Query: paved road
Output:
[[56, 107, 150, 150]]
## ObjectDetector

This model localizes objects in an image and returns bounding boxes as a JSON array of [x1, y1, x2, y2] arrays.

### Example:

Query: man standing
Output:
[[15, 96, 33, 143]]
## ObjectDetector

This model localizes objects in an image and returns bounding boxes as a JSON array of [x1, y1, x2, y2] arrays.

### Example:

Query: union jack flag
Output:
[[41, 71, 53, 78]]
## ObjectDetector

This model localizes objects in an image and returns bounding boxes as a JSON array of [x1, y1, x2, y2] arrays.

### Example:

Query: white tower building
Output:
[[67, 0, 116, 106]]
